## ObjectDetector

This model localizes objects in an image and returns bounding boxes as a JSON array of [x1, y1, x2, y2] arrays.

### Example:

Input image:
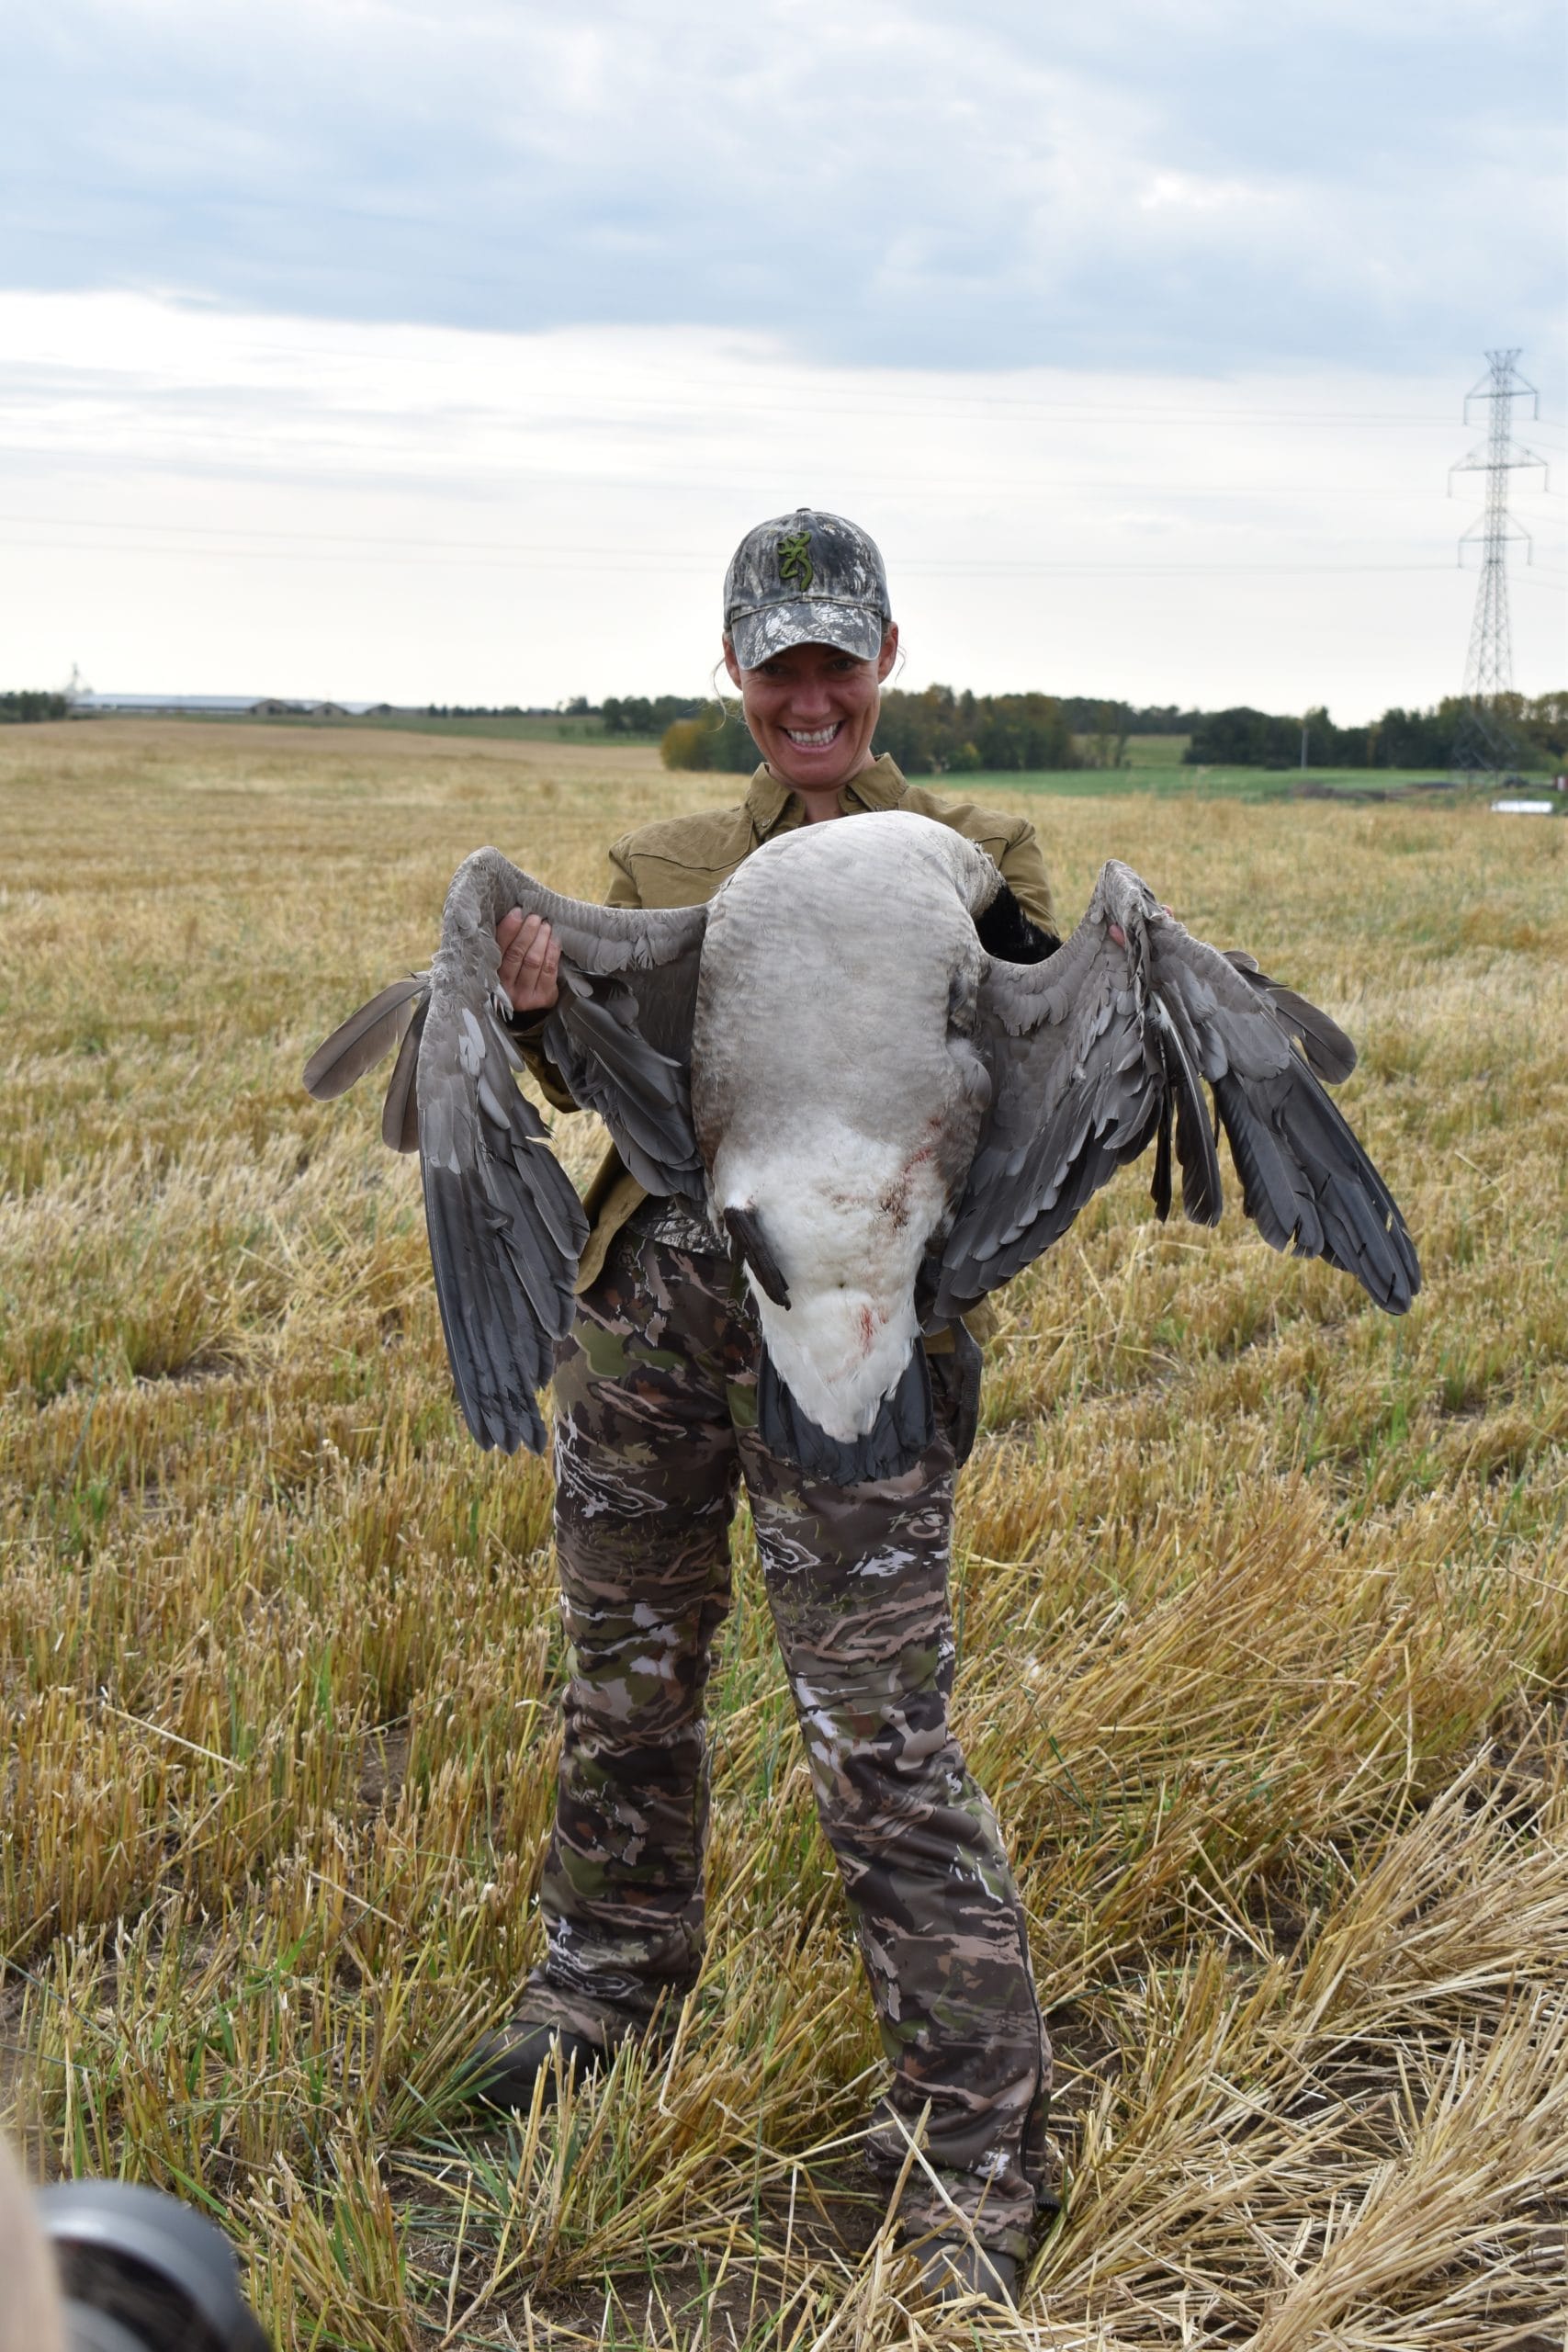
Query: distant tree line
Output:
[[1186, 692, 1566, 769], [1, 690, 69, 722], [421, 703, 536, 718], [1055, 698, 1205, 737], [874, 688, 1079, 775], [659, 688, 1568, 777], [13, 680, 1559, 766], [602, 695, 706, 735], [416, 699, 616, 718], [412, 696, 706, 732]]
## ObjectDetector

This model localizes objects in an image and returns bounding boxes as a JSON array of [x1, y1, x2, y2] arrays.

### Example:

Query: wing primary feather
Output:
[[1149, 995, 1223, 1225], [1212, 1074, 1320, 1256], [303, 976, 427, 1099], [1150, 1089, 1173, 1222], [422, 1161, 547, 1452], [1268, 985, 1357, 1084], [1213, 1064, 1419, 1311], [380, 993, 428, 1152], [1221, 952, 1357, 1083]]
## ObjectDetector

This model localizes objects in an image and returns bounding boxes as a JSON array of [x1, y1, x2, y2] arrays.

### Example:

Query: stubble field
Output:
[[2, 719, 1565, 2349]]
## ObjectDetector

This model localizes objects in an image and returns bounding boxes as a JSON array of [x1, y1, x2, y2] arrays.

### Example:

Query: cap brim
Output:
[[728, 601, 886, 670]]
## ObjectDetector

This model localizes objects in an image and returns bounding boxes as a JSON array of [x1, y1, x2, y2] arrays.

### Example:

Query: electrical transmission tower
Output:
[[1449, 349, 1549, 779]]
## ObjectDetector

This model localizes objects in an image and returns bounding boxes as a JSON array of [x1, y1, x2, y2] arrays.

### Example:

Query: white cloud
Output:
[[1, 3, 1561, 709], [1138, 172, 1277, 215], [2, 291, 1560, 713], [0, 1, 1560, 375]]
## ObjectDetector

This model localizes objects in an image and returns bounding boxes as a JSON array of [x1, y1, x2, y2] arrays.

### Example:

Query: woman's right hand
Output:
[[496, 908, 561, 1016]]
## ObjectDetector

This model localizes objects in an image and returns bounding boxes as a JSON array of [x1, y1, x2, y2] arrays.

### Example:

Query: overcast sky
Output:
[[2, 0, 1562, 715]]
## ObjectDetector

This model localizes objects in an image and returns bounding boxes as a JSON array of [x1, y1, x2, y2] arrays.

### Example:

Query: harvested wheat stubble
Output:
[[2, 719, 1565, 2348]]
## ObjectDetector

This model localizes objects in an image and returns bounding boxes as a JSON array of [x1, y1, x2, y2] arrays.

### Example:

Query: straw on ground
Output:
[[2, 719, 1564, 2347]]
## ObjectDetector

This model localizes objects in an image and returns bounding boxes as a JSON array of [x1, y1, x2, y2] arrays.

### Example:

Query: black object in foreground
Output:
[[37, 2177, 270, 2352]]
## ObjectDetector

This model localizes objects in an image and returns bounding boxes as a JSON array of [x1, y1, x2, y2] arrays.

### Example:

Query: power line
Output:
[[0, 493, 1472, 545], [6, 537, 1545, 594], [1, 480, 1561, 556]]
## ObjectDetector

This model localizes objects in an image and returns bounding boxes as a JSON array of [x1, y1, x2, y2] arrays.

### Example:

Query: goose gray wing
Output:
[[934, 859, 1419, 1322], [304, 846, 708, 1452]]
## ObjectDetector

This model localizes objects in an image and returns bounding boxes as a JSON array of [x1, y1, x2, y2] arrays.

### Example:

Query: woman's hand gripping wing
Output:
[[303, 848, 708, 1452], [934, 860, 1419, 1322]]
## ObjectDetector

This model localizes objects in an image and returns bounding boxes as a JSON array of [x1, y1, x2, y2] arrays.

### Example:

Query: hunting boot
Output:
[[457, 2016, 605, 2114], [915, 2234, 1021, 2312]]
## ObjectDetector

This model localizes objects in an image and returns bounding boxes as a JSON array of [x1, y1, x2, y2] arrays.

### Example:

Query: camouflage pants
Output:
[[518, 1227, 1052, 2255]]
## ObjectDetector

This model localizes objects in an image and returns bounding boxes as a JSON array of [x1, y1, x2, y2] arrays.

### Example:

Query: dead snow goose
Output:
[[303, 808, 1418, 1482]]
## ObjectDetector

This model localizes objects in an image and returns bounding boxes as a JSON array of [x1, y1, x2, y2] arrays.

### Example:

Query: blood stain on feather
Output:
[[879, 1142, 936, 1229]]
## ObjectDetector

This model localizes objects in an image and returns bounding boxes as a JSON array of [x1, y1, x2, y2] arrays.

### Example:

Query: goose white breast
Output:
[[693, 813, 994, 1441]]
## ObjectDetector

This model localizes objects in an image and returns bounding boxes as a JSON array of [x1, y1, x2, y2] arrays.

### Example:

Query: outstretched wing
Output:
[[935, 859, 1418, 1321], [303, 847, 709, 1452]]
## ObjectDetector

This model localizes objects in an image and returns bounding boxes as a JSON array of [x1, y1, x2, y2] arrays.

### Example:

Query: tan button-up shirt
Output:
[[521, 754, 1055, 1303]]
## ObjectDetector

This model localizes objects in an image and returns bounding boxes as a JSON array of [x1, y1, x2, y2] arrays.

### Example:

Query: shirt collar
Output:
[[745, 753, 908, 838]]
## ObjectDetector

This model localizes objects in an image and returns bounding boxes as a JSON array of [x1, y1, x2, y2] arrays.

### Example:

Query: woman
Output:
[[468, 510, 1057, 2307]]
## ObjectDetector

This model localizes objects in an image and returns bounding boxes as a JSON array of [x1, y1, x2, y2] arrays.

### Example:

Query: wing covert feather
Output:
[[380, 994, 427, 1152]]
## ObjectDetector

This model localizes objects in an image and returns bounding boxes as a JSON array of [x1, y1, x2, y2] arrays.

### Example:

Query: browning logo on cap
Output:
[[777, 529, 814, 594]]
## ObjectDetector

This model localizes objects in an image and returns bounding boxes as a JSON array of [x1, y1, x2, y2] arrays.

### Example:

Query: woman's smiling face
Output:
[[724, 628, 899, 795]]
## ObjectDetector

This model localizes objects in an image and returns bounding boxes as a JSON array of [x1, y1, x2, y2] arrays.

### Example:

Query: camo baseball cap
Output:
[[723, 508, 892, 670]]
